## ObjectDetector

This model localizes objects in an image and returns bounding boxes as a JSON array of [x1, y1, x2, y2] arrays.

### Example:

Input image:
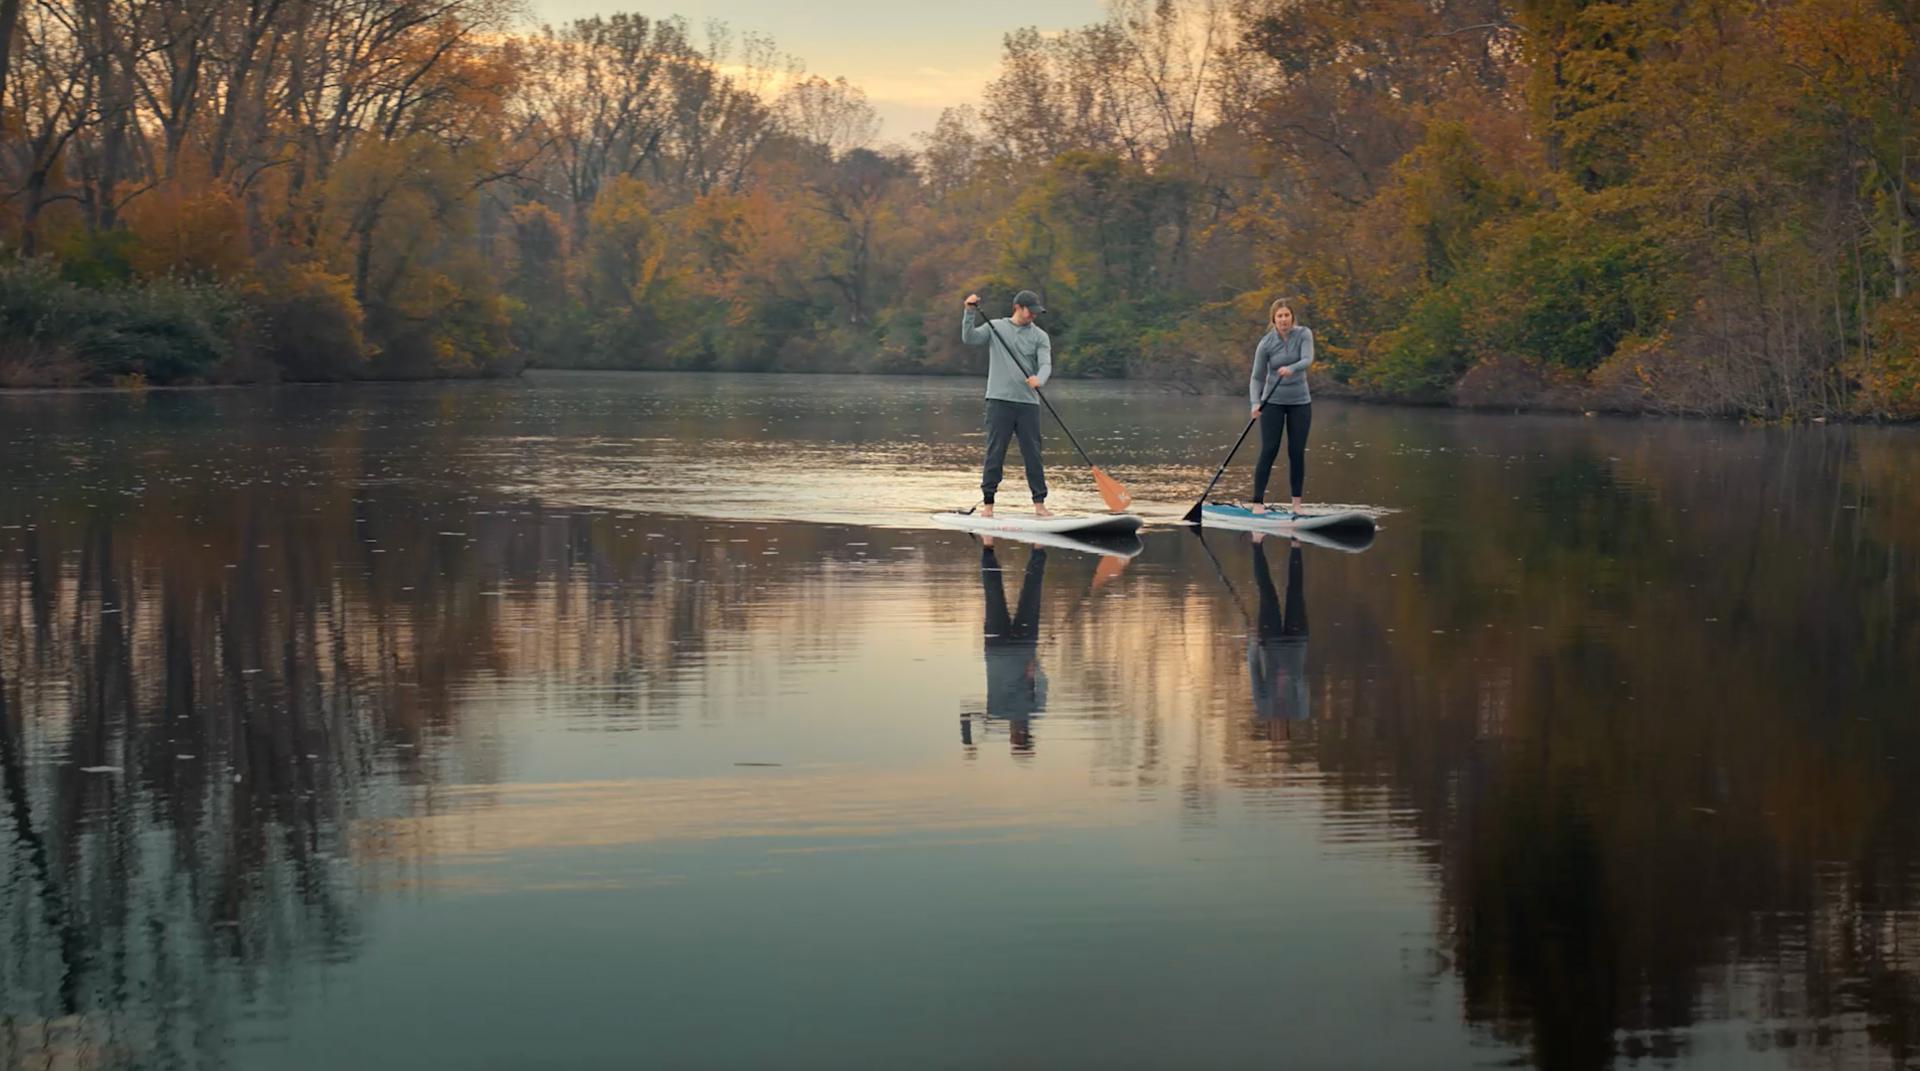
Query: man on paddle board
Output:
[[962, 290, 1053, 518]]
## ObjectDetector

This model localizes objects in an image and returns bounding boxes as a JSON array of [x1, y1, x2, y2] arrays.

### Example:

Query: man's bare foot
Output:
[[980, 503, 994, 518], [1034, 502, 1054, 518]]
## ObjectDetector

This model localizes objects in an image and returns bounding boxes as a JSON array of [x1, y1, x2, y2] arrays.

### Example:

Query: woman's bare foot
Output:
[[1290, 497, 1304, 514], [1034, 502, 1054, 518], [980, 503, 994, 518], [1248, 501, 1269, 514]]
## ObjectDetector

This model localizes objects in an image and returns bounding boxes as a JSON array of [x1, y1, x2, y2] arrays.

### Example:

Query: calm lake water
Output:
[[2, 370, 1917, 1070]]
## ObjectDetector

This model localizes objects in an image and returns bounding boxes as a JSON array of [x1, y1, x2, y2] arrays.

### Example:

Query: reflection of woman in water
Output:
[[1248, 535, 1309, 728], [979, 541, 1047, 753]]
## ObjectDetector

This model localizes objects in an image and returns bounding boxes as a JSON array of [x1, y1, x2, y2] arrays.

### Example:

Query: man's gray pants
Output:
[[981, 399, 1047, 504]]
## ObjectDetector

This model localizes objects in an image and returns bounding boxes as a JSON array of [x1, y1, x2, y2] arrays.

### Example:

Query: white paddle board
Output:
[[1198, 503, 1377, 534]]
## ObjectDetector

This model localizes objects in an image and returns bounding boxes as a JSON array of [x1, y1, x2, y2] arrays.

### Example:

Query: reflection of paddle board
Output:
[[1265, 525, 1375, 554], [985, 529, 1143, 558], [1199, 503, 1377, 535], [931, 511, 1143, 538], [932, 512, 1143, 558]]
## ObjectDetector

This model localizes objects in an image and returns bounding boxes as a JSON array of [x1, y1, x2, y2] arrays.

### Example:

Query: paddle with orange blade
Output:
[[973, 302, 1133, 513]]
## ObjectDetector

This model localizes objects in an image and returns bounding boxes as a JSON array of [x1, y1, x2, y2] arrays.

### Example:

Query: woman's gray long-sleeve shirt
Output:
[[1249, 326, 1314, 407]]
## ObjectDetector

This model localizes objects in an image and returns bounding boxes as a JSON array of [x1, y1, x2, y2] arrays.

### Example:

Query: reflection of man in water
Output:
[[980, 540, 1047, 753], [1248, 535, 1308, 728]]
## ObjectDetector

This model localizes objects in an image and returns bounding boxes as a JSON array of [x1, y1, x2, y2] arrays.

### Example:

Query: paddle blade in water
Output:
[[1181, 500, 1204, 525], [1092, 467, 1133, 513]]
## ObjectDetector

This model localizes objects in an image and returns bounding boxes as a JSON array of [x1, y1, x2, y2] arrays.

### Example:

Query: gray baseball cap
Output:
[[1013, 289, 1046, 313]]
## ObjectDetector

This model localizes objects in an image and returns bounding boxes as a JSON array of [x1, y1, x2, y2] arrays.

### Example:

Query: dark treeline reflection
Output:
[[1, 382, 1916, 1068], [0, 457, 918, 1065], [1177, 431, 1920, 1069]]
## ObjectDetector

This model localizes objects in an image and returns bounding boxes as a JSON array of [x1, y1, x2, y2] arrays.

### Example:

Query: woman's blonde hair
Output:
[[1267, 297, 1298, 325]]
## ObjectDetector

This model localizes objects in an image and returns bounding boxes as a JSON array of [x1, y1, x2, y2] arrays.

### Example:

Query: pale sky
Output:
[[524, 0, 1109, 143]]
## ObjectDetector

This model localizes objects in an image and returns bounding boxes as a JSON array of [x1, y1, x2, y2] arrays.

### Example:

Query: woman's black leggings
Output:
[[1252, 402, 1311, 503]]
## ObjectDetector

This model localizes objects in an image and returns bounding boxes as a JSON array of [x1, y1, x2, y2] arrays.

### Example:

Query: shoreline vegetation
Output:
[[5, 365, 1908, 431], [1, 0, 1915, 422], [6, 363, 1907, 428]]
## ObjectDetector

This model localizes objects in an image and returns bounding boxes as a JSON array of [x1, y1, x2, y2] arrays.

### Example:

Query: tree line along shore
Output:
[[0, 0, 1915, 421]]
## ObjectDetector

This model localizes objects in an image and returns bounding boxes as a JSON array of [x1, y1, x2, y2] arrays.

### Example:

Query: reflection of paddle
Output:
[[1181, 371, 1290, 524], [972, 301, 1133, 513], [1092, 553, 1130, 589], [1191, 527, 1253, 627]]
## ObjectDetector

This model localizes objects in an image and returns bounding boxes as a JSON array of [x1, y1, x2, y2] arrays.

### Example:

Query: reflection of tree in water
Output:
[[1014, 420, 1920, 1069], [0, 451, 938, 1065], [1187, 426, 1920, 1070], [4, 390, 1919, 1068], [0, 509, 416, 1066]]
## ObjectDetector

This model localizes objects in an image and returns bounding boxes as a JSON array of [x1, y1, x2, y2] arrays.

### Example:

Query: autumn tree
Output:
[[776, 76, 880, 158]]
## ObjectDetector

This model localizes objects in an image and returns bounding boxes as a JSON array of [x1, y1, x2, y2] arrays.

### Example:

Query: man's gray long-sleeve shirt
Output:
[[962, 307, 1052, 404]]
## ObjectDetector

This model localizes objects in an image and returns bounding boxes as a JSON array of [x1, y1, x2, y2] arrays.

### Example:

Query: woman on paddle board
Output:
[[1247, 297, 1314, 514], [962, 290, 1053, 519]]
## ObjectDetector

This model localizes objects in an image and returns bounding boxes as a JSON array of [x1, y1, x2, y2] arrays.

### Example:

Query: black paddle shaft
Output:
[[1184, 371, 1292, 521], [971, 303, 1098, 469]]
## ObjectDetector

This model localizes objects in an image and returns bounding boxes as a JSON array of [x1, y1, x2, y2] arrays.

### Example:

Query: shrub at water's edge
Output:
[[0, 258, 522, 388], [0, 261, 241, 387]]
